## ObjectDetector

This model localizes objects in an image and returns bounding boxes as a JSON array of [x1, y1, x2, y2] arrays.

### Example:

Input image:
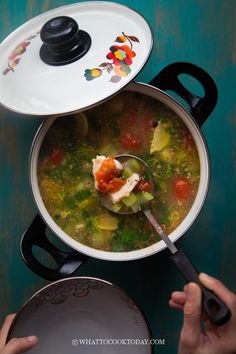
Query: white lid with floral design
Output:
[[0, 2, 153, 116]]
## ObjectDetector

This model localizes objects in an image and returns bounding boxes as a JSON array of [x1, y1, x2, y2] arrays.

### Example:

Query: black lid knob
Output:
[[39, 16, 91, 66], [40, 16, 78, 46]]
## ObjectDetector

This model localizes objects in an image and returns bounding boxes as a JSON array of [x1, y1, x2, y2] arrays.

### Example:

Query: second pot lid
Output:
[[0, 2, 153, 116]]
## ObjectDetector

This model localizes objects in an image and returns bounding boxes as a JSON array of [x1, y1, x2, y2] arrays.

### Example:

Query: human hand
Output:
[[169, 273, 236, 354], [0, 314, 38, 354]]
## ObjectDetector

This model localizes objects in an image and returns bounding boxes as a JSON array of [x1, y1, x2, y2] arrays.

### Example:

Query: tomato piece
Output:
[[97, 178, 125, 193], [173, 178, 192, 201], [119, 109, 154, 151], [107, 177, 126, 193], [120, 133, 141, 150], [95, 158, 119, 183], [96, 158, 124, 193], [135, 178, 152, 192], [50, 148, 64, 165], [96, 181, 107, 193]]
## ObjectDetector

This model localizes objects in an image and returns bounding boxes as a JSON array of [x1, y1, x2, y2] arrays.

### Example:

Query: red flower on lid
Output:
[[8, 40, 30, 61], [84, 33, 139, 83], [3, 32, 39, 76], [106, 45, 136, 66]]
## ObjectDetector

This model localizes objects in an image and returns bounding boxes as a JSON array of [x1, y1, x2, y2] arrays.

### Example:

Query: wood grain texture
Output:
[[0, 1, 235, 353]]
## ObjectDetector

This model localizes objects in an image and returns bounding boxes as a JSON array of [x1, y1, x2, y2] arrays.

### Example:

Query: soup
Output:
[[37, 91, 200, 252]]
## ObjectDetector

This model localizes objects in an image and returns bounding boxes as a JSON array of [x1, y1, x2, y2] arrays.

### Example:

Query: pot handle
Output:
[[20, 214, 88, 281], [149, 62, 218, 126]]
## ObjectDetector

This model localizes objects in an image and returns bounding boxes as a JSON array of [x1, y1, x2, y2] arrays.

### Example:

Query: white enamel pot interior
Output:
[[29, 82, 210, 262]]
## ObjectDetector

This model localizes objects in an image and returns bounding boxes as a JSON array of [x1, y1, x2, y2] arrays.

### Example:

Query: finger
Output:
[[4, 336, 38, 354], [0, 314, 16, 349], [171, 291, 187, 306], [169, 299, 207, 322], [171, 288, 207, 320], [181, 283, 202, 345], [205, 318, 218, 333], [169, 299, 184, 310], [199, 273, 235, 308]]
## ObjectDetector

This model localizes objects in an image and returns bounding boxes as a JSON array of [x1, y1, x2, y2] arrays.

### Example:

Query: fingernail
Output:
[[200, 272, 214, 281], [174, 291, 183, 296], [26, 336, 37, 342], [187, 282, 198, 295]]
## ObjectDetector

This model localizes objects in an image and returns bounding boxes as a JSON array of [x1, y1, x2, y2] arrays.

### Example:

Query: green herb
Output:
[[74, 189, 91, 202], [77, 144, 96, 161], [110, 228, 149, 252], [145, 156, 174, 180]]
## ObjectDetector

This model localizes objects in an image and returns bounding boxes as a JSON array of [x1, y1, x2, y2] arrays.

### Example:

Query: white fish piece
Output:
[[110, 173, 140, 204], [114, 159, 123, 170], [92, 155, 123, 190], [92, 155, 106, 178]]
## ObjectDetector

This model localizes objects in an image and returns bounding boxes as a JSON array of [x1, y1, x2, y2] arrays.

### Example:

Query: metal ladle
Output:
[[99, 154, 231, 326]]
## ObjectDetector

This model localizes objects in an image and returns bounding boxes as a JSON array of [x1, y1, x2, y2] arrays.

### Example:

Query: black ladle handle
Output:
[[20, 214, 88, 281], [170, 249, 231, 326], [149, 62, 218, 126]]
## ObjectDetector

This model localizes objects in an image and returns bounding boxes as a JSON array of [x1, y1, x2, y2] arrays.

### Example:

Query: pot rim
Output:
[[29, 82, 210, 261]]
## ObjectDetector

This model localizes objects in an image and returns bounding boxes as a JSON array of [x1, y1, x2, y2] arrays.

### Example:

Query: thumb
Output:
[[4, 336, 38, 354], [180, 283, 202, 346], [199, 273, 235, 308]]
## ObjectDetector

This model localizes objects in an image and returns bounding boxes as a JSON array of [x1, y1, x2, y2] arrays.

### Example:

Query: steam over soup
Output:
[[38, 91, 200, 252]]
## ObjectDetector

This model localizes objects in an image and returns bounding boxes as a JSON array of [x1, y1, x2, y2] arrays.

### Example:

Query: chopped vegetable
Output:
[[150, 122, 170, 153], [138, 191, 154, 204], [74, 189, 91, 202], [50, 148, 64, 165], [96, 213, 119, 230], [135, 178, 152, 192], [122, 192, 138, 207], [123, 158, 141, 177], [91, 230, 112, 248], [173, 177, 192, 201], [122, 192, 140, 212], [120, 133, 141, 150], [112, 203, 122, 213], [110, 228, 149, 252]]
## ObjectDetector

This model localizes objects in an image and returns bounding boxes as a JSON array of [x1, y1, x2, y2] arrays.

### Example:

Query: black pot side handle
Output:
[[149, 62, 218, 126], [20, 214, 88, 281], [170, 249, 231, 326]]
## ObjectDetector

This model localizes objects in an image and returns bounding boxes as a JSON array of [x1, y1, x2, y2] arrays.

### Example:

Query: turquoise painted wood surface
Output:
[[0, 1, 235, 353]]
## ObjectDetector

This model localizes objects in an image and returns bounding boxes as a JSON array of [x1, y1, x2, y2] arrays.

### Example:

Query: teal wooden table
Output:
[[0, 1, 235, 353]]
